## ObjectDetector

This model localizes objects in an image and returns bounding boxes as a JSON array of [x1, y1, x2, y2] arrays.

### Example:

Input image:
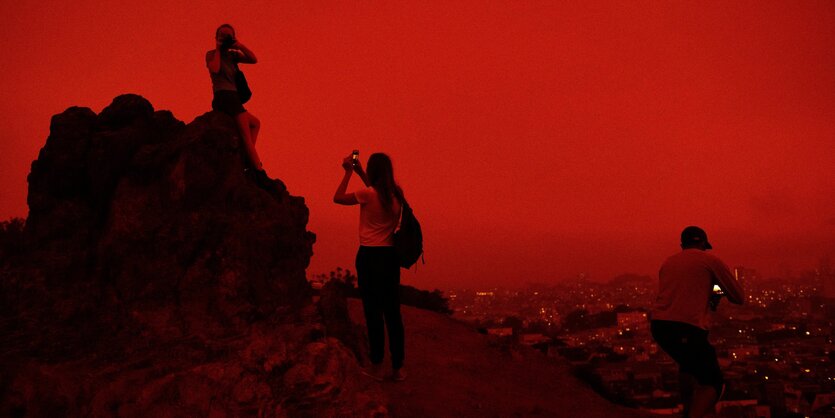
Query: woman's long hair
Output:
[[366, 153, 404, 214]]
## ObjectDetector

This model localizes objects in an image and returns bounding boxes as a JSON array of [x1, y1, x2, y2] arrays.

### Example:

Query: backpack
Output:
[[394, 200, 424, 269], [235, 65, 252, 104]]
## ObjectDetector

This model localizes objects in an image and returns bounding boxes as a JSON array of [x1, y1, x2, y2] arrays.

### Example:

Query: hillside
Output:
[[347, 299, 647, 417]]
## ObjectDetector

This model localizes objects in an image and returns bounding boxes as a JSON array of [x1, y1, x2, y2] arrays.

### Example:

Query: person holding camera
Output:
[[205, 24, 263, 173], [333, 152, 406, 382], [650, 226, 744, 418]]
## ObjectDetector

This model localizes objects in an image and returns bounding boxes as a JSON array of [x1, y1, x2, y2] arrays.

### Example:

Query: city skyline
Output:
[[443, 268, 834, 416]]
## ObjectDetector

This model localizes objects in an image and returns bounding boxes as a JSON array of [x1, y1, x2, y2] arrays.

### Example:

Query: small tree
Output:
[[313, 267, 359, 297], [318, 267, 453, 315], [0, 218, 25, 263], [399, 285, 453, 315]]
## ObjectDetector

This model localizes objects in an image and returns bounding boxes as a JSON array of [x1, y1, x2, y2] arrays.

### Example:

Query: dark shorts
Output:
[[212, 90, 246, 116], [651, 319, 723, 391]]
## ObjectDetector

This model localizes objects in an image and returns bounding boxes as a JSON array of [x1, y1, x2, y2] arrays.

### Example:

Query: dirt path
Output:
[[348, 299, 648, 418]]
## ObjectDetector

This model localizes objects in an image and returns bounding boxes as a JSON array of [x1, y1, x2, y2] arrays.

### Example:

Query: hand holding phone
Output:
[[710, 284, 724, 311]]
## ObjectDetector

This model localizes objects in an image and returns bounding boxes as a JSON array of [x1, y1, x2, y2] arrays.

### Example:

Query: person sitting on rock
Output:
[[333, 152, 407, 382], [206, 24, 265, 177]]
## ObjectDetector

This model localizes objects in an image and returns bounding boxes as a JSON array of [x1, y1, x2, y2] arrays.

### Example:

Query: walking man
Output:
[[650, 226, 744, 418]]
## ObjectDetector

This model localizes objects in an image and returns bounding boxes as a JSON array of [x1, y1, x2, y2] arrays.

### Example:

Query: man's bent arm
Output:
[[713, 260, 745, 304]]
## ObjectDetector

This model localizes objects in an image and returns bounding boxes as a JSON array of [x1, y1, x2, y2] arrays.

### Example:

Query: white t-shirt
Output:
[[651, 249, 743, 330], [354, 187, 401, 247]]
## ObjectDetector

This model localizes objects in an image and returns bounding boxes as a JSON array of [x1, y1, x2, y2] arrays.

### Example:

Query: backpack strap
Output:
[[394, 197, 407, 233]]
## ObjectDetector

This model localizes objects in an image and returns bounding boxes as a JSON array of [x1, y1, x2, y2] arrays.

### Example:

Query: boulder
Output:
[[0, 95, 386, 417]]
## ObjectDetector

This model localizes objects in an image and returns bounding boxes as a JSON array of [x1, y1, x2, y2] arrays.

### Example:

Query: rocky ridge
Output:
[[0, 94, 648, 418], [0, 95, 386, 417]]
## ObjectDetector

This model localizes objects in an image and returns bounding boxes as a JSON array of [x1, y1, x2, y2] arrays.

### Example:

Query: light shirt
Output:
[[208, 50, 238, 92], [354, 187, 401, 247], [651, 249, 743, 330]]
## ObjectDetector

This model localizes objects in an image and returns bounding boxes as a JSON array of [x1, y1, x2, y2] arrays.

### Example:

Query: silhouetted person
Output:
[[206, 24, 264, 174], [333, 152, 406, 382], [650, 226, 744, 418]]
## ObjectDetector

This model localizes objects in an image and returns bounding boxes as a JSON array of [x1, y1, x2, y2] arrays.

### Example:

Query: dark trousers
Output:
[[650, 320, 723, 393], [356, 246, 404, 370]]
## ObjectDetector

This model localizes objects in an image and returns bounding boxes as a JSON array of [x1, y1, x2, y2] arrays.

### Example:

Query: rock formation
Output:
[[0, 95, 387, 417], [0, 94, 647, 418]]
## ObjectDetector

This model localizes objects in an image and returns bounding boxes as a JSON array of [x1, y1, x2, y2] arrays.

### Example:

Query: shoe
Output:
[[361, 363, 385, 381], [391, 368, 407, 382]]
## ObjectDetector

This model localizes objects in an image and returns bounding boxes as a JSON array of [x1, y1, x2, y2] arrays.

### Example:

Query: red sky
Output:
[[1, 1, 834, 289]]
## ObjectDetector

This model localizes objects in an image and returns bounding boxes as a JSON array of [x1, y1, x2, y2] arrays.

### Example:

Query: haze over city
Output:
[[1, 1, 833, 289]]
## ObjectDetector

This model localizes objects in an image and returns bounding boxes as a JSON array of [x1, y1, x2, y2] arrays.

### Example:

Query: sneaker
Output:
[[361, 363, 385, 381], [391, 368, 407, 382]]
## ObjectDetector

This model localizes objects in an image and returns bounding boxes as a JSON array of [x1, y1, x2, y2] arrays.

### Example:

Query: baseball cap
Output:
[[681, 226, 712, 249]]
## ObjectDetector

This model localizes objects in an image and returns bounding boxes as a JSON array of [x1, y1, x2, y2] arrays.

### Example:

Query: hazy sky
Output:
[[1, 1, 833, 289]]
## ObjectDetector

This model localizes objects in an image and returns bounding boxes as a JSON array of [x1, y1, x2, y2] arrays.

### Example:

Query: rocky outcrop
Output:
[[0, 95, 387, 417], [0, 94, 649, 418]]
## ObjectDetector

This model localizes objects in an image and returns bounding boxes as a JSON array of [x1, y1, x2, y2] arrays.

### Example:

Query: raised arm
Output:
[[353, 159, 370, 187], [334, 156, 359, 205], [231, 40, 258, 64]]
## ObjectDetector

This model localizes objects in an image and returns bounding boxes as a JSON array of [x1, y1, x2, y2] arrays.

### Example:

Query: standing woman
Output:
[[334, 152, 406, 381], [206, 24, 264, 172]]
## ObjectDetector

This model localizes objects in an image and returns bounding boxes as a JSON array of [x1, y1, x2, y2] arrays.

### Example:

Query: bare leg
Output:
[[235, 112, 262, 169], [688, 384, 718, 418]]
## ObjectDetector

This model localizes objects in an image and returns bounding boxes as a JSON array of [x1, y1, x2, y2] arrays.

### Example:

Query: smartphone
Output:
[[712, 284, 724, 295], [351, 150, 359, 165]]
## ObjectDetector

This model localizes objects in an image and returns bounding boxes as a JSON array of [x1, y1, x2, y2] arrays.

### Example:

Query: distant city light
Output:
[[447, 268, 833, 412]]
